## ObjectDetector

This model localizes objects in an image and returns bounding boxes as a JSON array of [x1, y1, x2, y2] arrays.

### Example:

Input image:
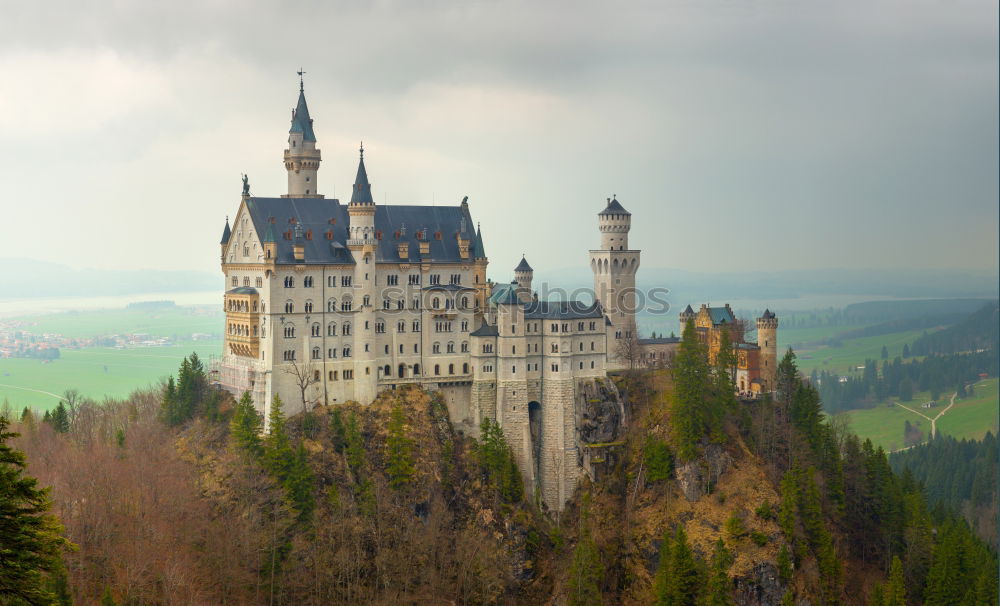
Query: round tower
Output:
[[589, 196, 640, 367], [598, 196, 631, 251], [756, 309, 779, 391], [283, 75, 323, 198]]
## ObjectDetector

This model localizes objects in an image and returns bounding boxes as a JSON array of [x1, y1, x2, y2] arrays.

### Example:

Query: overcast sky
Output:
[[0, 0, 996, 279]]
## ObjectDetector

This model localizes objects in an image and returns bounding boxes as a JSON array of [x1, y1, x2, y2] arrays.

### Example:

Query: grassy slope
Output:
[[842, 378, 998, 452], [792, 328, 937, 376], [11, 306, 222, 339]]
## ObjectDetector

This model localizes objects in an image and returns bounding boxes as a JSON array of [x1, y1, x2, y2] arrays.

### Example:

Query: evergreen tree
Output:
[[652, 531, 672, 604], [702, 538, 733, 606], [671, 320, 714, 460], [664, 525, 701, 606], [902, 343, 910, 358], [49, 403, 70, 434], [229, 391, 262, 456], [386, 403, 415, 490], [263, 395, 293, 479], [880, 556, 906, 606], [776, 544, 792, 583], [644, 436, 675, 483], [898, 378, 914, 402], [568, 498, 603, 606], [0, 416, 72, 603], [880, 345, 889, 360]]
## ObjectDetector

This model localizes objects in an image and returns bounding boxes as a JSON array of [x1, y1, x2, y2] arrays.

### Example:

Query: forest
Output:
[[0, 326, 997, 605]]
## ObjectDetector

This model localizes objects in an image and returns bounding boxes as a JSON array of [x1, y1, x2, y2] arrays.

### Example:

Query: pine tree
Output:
[[665, 525, 701, 606], [0, 416, 73, 603], [568, 497, 603, 606], [386, 403, 415, 490], [671, 320, 713, 461], [50, 402, 70, 434], [284, 442, 314, 522], [880, 345, 889, 360], [776, 544, 792, 583], [881, 556, 906, 606], [703, 538, 733, 606], [230, 391, 262, 456], [263, 396, 293, 479]]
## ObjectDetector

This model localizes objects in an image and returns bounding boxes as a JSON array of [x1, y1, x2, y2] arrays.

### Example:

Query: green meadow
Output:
[[10, 305, 222, 339], [791, 328, 937, 376], [0, 340, 224, 412], [841, 378, 998, 452]]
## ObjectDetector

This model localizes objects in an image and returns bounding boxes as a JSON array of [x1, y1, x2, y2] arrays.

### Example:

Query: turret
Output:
[[598, 195, 631, 251], [679, 304, 695, 330], [292, 221, 305, 262], [756, 309, 779, 391], [283, 74, 323, 198], [514, 256, 533, 302], [263, 221, 276, 261], [347, 143, 376, 245], [220, 216, 231, 261]]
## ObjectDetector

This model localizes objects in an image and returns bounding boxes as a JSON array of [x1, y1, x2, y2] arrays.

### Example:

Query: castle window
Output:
[[232, 276, 238, 287], [551, 344, 558, 353], [303, 276, 313, 287], [328, 322, 337, 336], [311, 347, 320, 360], [343, 322, 352, 335], [412, 321, 420, 332], [397, 300, 404, 310], [341, 276, 352, 287], [461, 341, 468, 353], [448, 363, 454, 375], [579, 362, 583, 370], [344, 370, 353, 380], [429, 274, 441, 285], [413, 363, 420, 375], [409, 274, 420, 285], [329, 370, 336, 381], [552, 364, 559, 372], [328, 298, 337, 312], [462, 363, 469, 374], [343, 346, 351, 357], [283, 325, 295, 338], [375, 321, 385, 334], [304, 301, 313, 313], [413, 344, 419, 353], [399, 344, 404, 354], [579, 342, 583, 351], [433, 342, 441, 354], [461, 320, 468, 331], [551, 323, 558, 332], [447, 342, 455, 353], [578, 322, 584, 331], [363, 295, 370, 307], [311, 323, 320, 337], [511, 365, 516, 374], [432, 297, 440, 309], [383, 298, 390, 310], [243, 277, 250, 287], [434, 364, 440, 376], [512, 345, 516, 354], [387, 274, 398, 286], [284, 276, 294, 288], [591, 361, 595, 369], [591, 341, 595, 350], [397, 320, 406, 332], [328, 276, 335, 287], [328, 348, 336, 358], [511, 324, 516, 334]]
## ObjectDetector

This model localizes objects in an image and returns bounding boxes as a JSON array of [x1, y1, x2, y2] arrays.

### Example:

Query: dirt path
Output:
[[0, 383, 65, 402], [893, 391, 957, 440]]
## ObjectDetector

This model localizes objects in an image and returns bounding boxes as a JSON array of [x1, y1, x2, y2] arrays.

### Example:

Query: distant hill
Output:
[[0, 258, 218, 299], [533, 266, 999, 301]]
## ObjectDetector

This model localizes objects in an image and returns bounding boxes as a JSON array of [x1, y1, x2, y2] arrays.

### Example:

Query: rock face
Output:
[[733, 562, 786, 606], [576, 378, 623, 444], [675, 442, 733, 502]]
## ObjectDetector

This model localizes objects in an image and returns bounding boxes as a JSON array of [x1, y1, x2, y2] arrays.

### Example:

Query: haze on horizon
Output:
[[0, 0, 996, 280]]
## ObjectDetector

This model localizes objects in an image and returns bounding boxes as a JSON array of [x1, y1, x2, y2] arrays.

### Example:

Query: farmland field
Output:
[[792, 328, 938, 376], [841, 378, 998, 452], [8, 305, 222, 339], [0, 340, 224, 412]]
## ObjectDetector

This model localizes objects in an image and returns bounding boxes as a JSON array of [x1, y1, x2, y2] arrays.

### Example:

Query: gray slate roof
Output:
[[243, 196, 479, 265], [707, 306, 736, 325], [638, 337, 680, 345], [523, 300, 604, 320], [598, 197, 630, 216], [514, 256, 533, 272], [761, 309, 776, 319], [220, 218, 231, 244], [226, 286, 259, 295], [289, 89, 317, 142], [470, 322, 499, 337], [350, 154, 374, 204]]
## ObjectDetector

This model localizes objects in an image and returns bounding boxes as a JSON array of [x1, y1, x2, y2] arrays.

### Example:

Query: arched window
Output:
[[343, 346, 351, 357], [461, 341, 469, 353], [284, 301, 294, 313], [432, 297, 440, 309], [311, 323, 320, 337], [327, 298, 337, 312], [398, 364, 405, 378], [462, 363, 469, 374], [432, 342, 441, 354], [461, 296, 469, 309], [413, 363, 421, 375], [284, 276, 294, 288], [243, 277, 250, 287], [304, 300, 313, 313], [343, 322, 352, 335], [434, 364, 440, 376], [447, 341, 455, 353], [312, 347, 321, 360], [283, 325, 295, 338], [448, 363, 454, 375], [327, 322, 337, 336], [362, 295, 370, 307], [383, 364, 391, 377], [231, 276, 238, 287]]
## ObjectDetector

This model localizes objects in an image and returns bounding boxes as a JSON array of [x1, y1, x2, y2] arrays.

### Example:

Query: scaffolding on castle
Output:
[[208, 353, 268, 410]]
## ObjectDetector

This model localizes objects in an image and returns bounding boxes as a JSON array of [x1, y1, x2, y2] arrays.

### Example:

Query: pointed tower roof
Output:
[[263, 222, 275, 243], [598, 195, 630, 216], [350, 143, 374, 204], [289, 78, 317, 143], [515, 256, 533, 272], [761, 309, 776, 319], [474, 222, 486, 259], [220, 217, 231, 245], [683, 304, 694, 314]]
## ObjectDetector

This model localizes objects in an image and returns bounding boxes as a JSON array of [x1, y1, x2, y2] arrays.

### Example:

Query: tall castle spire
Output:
[[350, 142, 374, 205], [282, 71, 323, 198]]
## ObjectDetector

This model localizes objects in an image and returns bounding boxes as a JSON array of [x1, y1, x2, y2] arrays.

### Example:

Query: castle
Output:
[[216, 79, 778, 511]]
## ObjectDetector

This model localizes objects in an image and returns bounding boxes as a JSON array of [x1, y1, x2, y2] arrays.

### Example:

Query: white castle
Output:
[[217, 80, 776, 511]]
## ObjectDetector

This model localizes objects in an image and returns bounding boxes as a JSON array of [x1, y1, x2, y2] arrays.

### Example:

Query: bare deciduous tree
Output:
[[283, 359, 321, 416]]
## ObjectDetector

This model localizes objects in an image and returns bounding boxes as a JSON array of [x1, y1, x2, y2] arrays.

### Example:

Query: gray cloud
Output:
[[0, 0, 995, 281]]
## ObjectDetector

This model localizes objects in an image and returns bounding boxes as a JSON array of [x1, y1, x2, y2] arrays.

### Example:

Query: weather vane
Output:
[[297, 68, 306, 91]]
